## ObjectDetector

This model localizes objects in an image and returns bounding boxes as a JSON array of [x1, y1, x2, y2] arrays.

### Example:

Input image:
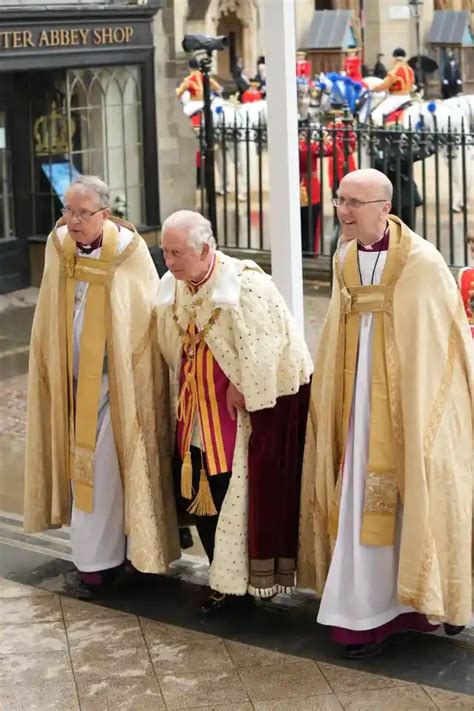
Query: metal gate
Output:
[[198, 115, 474, 270]]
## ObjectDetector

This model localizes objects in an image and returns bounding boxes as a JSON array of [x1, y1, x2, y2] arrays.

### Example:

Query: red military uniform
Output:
[[344, 55, 363, 83], [296, 52, 311, 80], [176, 70, 221, 100], [299, 137, 332, 253], [299, 139, 323, 205], [326, 118, 357, 189], [458, 267, 474, 339], [375, 59, 414, 95], [242, 85, 263, 103]]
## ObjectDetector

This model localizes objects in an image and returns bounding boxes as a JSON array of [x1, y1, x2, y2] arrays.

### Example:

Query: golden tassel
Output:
[[181, 451, 193, 500], [187, 469, 218, 516], [300, 182, 309, 207]]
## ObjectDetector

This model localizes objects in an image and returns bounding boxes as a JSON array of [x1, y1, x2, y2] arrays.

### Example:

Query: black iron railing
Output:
[[196, 114, 473, 269]]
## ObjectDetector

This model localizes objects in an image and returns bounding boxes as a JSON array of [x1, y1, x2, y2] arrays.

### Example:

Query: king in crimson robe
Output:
[[157, 251, 313, 597], [24, 216, 180, 574], [298, 215, 473, 639]]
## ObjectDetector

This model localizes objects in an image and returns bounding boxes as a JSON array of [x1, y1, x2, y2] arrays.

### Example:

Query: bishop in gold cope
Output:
[[298, 169, 473, 658], [24, 175, 180, 598]]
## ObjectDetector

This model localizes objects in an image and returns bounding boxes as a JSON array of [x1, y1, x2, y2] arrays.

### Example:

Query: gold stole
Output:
[[63, 223, 118, 513], [329, 221, 409, 546]]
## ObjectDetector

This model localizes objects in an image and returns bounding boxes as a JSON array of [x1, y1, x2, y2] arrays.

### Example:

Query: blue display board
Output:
[[41, 162, 81, 206]]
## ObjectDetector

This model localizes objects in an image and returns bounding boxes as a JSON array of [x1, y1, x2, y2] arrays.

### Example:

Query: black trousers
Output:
[[174, 447, 231, 564], [300, 204, 320, 253]]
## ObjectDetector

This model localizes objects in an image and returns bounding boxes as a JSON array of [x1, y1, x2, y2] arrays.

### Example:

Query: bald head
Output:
[[340, 169, 393, 201], [336, 169, 393, 245]]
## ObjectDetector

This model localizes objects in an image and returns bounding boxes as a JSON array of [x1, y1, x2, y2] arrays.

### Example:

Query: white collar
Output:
[[156, 254, 242, 310], [188, 254, 216, 289], [56, 222, 133, 254]]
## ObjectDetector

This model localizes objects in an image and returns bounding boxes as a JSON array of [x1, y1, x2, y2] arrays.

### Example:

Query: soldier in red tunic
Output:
[[299, 134, 333, 254], [176, 58, 222, 102], [371, 48, 415, 126], [325, 115, 357, 191], [344, 55, 363, 84], [296, 51, 312, 81], [242, 82, 263, 103]]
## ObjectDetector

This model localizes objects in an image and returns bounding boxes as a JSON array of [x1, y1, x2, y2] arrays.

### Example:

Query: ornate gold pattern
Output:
[[384, 315, 406, 498], [398, 534, 436, 615], [365, 471, 398, 513], [73, 447, 95, 486], [171, 304, 221, 358], [132, 319, 154, 370], [423, 314, 458, 458]]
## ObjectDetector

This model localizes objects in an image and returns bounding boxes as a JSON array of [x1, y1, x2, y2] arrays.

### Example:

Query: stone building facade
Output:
[[173, 1, 441, 80], [0, 0, 196, 291]]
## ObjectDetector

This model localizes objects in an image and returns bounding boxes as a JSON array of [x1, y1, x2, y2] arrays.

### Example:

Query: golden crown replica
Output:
[[34, 101, 76, 156]]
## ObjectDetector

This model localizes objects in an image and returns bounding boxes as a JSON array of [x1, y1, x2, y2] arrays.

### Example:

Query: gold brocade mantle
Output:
[[298, 216, 474, 626], [24, 217, 180, 574]]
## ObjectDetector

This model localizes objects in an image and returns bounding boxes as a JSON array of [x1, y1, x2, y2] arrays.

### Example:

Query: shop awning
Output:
[[428, 10, 473, 46], [301, 10, 357, 51]]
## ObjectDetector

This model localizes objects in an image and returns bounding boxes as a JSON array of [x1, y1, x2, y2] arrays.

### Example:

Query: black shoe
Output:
[[200, 591, 230, 615], [179, 527, 194, 550], [344, 642, 384, 659], [64, 574, 112, 601], [114, 561, 146, 589], [200, 591, 254, 615], [444, 623, 465, 636]]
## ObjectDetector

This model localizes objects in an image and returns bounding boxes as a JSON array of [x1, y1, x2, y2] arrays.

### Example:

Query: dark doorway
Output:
[[0, 75, 30, 293]]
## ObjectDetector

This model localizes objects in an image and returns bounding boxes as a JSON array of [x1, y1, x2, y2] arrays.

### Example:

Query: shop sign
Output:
[[0, 25, 137, 50]]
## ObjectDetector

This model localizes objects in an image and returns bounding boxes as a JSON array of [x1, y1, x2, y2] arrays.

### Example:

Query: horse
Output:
[[443, 94, 474, 131], [297, 77, 319, 123], [179, 92, 267, 199], [314, 74, 472, 211]]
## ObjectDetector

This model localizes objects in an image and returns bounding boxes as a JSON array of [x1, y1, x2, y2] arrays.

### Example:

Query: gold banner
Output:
[[0, 26, 134, 50]]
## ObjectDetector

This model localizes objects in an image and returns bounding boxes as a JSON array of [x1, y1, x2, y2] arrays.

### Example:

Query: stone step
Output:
[[0, 510, 72, 561]]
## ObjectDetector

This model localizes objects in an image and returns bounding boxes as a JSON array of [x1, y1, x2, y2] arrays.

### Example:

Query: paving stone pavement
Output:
[[1, 577, 473, 711]]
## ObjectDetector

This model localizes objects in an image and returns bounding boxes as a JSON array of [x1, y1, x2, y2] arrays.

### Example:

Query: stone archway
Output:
[[206, 0, 260, 80]]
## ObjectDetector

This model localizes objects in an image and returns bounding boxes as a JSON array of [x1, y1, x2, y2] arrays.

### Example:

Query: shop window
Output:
[[0, 112, 15, 240], [31, 65, 144, 236], [67, 66, 144, 225]]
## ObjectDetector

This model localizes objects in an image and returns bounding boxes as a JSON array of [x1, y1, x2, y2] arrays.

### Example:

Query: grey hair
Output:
[[161, 210, 216, 253], [68, 175, 111, 208]]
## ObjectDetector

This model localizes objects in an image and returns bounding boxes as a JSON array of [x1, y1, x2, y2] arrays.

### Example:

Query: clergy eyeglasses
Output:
[[332, 197, 387, 209], [61, 207, 106, 221]]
